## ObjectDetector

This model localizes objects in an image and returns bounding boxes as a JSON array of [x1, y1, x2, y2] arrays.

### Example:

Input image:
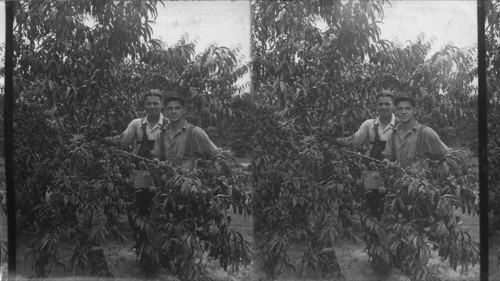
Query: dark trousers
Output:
[[365, 189, 383, 220], [135, 188, 154, 216]]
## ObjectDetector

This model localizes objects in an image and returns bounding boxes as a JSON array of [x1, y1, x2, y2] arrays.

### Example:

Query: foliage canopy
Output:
[[250, 0, 479, 280]]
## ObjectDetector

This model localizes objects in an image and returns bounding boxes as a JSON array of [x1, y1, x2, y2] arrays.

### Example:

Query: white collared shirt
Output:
[[347, 113, 397, 146], [111, 113, 167, 148]]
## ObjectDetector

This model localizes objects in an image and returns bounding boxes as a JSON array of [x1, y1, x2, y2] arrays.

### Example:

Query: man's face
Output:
[[144, 95, 162, 117], [396, 100, 415, 123], [165, 100, 186, 123], [376, 96, 394, 118]]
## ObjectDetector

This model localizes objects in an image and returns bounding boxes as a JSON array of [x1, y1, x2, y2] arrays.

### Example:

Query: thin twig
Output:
[[27, 104, 47, 122], [14, 112, 48, 138], [108, 147, 154, 163], [338, 148, 382, 163], [337, 147, 405, 173]]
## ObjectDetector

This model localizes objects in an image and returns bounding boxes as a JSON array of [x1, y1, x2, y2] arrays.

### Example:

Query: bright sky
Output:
[[0, 1, 478, 84], [380, 0, 477, 55], [152, 1, 251, 63], [0, 2, 4, 48], [150, 1, 251, 89], [0, 1, 479, 53]]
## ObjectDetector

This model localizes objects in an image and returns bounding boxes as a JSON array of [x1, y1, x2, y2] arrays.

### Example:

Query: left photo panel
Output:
[[9, 1, 254, 280]]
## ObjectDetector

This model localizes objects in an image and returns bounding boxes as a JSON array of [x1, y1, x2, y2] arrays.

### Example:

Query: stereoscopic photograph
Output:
[[0, 0, 497, 281]]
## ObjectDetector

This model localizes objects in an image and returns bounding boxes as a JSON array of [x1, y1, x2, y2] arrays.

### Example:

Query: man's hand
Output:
[[103, 137, 120, 146], [331, 138, 345, 146], [382, 159, 401, 169]]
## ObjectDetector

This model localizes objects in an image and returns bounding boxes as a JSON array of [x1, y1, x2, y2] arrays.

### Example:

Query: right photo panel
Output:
[[487, 0, 500, 280], [250, 1, 479, 280]]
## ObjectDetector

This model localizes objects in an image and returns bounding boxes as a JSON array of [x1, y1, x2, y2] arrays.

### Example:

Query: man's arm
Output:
[[104, 119, 140, 148], [335, 120, 371, 147], [422, 127, 452, 160], [192, 127, 222, 159]]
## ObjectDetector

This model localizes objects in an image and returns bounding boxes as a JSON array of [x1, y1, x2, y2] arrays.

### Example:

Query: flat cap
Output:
[[394, 91, 415, 106], [164, 91, 186, 106]]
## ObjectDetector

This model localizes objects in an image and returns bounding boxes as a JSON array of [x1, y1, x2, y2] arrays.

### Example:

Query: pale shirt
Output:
[[110, 113, 167, 153], [382, 120, 451, 166], [340, 114, 397, 154], [150, 120, 221, 161]]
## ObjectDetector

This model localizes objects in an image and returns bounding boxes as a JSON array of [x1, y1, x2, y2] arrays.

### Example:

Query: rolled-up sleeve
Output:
[[192, 127, 222, 159], [110, 119, 140, 147], [339, 120, 371, 147], [422, 127, 451, 160]]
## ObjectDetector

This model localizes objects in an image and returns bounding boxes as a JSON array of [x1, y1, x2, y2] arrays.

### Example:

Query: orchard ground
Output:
[[14, 157, 481, 280]]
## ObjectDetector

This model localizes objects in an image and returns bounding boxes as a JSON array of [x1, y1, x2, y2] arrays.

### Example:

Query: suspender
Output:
[[183, 125, 195, 158], [414, 125, 426, 158], [391, 129, 396, 161], [140, 123, 148, 143], [373, 117, 399, 143], [390, 124, 427, 161], [138, 117, 169, 143], [369, 123, 385, 160], [373, 123, 380, 142], [159, 123, 196, 160], [138, 117, 169, 159]]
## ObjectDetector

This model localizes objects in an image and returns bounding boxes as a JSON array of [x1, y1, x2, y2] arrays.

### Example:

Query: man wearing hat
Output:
[[150, 91, 221, 163], [382, 92, 451, 166], [104, 89, 168, 161]]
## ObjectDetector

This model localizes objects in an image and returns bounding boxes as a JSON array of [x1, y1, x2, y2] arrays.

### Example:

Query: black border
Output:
[[478, 0, 489, 279], [4, 1, 16, 279], [1, 1, 491, 280]]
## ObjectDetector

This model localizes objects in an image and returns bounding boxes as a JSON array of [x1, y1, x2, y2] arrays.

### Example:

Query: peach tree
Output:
[[126, 155, 252, 280], [251, 0, 479, 280], [13, 0, 251, 279]]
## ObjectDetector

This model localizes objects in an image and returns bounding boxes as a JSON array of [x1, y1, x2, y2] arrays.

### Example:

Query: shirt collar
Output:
[[165, 119, 189, 131], [374, 113, 397, 126], [411, 120, 421, 131], [181, 120, 189, 131], [141, 113, 165, 127], [394, 119, 420, 132]]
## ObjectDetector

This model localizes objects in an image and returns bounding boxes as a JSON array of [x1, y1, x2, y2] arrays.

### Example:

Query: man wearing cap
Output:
[[382, 92, 451, 166], [150, 91, 221, 163], [104, 89, 168, 161]]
